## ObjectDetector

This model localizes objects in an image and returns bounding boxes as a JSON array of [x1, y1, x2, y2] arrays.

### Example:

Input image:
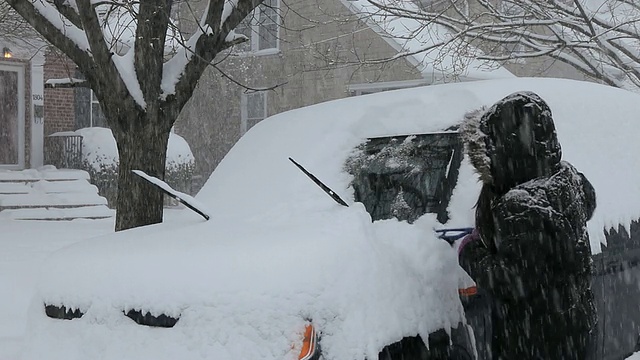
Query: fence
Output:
[[44, 132, 84, 169]]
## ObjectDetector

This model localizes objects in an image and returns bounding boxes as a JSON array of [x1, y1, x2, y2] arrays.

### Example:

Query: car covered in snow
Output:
[[22, 78, 640, 360]]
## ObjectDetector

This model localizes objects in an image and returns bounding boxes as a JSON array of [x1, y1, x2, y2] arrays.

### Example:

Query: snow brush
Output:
[[435, 227, 475, 245]]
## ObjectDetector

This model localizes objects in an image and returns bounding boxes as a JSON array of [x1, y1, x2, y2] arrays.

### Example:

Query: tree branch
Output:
[[74, 0, 143, 129], [6, 0, 92, 68], [75, 0, 113, 66], [135, 0, 172, 108], [163, 0, 262, 118], [364, 0, 640, 91], [52, 0, 83, 28]]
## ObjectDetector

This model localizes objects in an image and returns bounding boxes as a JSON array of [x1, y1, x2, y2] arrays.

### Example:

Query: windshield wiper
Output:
[[133, 170, 211, 220], [288, 157, 349, 207]]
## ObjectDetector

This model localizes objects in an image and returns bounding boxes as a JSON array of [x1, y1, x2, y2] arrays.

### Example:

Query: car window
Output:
[[345, 132, 463, 224]]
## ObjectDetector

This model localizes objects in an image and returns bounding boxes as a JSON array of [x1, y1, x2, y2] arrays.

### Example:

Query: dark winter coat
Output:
[[459, 92, 597, 360]]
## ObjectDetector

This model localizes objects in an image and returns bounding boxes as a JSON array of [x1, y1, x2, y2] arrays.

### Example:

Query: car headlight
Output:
[[297, 323, 320, 360]]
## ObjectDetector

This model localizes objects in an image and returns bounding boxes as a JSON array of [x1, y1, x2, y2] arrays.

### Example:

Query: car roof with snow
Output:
[[25, 78, 640, 360]]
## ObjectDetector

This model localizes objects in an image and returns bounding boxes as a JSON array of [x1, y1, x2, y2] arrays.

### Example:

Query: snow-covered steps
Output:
[[0, 193, 107, 209], [0, 206, 115, 221], [0, 167, 112, 220], [0, 168, 90, 182]]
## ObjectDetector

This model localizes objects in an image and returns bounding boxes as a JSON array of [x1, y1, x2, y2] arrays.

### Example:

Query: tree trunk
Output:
[[113, 116, 171, 231]]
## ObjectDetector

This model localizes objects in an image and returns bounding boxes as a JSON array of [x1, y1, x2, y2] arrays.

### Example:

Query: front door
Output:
[[0, 63, 25, 169]]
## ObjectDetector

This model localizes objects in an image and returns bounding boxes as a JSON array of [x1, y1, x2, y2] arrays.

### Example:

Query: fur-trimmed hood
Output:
[[461, 91, 562, 194]]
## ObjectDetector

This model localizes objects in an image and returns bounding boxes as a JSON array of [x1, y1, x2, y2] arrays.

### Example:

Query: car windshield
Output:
[[345, 132, 463, 224]]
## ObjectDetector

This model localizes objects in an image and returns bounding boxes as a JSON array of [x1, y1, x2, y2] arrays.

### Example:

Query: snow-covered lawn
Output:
[[0, 218, 115, 359]]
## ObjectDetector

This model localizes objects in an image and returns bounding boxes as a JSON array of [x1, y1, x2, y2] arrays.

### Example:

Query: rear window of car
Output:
[[345, 132, 463, 224]]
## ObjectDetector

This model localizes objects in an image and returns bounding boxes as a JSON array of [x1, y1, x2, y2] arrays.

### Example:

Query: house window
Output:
[[234, 0, 280, 54], [90, 91, 107, 127], [241, 91, 267, 134], [75, 87, 107, 128]]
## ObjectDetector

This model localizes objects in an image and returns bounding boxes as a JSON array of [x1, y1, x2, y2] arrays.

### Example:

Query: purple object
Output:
[[457, 228, 479, 255]]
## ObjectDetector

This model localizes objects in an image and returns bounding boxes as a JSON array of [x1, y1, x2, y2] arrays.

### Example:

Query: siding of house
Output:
[[43, 50, 76, 136], [175, 0, 423, 188], [462, 0, 593, 83], [504, 57, 592, 82]]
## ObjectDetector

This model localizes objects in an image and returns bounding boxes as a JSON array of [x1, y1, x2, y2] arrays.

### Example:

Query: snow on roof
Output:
[[339, 0, 515, 82], [24, 78, 640, 360]]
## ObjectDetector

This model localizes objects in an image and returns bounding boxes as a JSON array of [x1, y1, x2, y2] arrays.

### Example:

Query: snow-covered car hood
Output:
[[27, 204, 463, 360]]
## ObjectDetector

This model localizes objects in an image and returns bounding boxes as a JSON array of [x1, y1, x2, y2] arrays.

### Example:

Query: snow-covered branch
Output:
[[366, 0, 640, 91], [7, 0, 92, 64], [134, 0, 171, 107], [52, 0, 83, 28], [160, 0, 262, 116]]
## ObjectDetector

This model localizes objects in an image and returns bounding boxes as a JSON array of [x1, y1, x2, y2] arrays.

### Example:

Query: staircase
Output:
[[0, 167, 114, 221]]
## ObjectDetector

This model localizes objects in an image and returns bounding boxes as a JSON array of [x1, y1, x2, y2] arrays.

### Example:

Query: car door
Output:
[[594, 221, 640, 359]]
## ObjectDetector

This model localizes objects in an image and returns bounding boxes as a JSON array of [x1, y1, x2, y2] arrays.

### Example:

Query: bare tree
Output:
[[364, 0, 640, 90], [6, 0, 261, 231]]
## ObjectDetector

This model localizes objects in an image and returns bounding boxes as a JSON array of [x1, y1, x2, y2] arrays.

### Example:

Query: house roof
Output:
[[340, 0, 515, 83]]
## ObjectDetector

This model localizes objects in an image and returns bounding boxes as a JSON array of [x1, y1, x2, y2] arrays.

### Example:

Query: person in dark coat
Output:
[[458, 91, 597, 359]]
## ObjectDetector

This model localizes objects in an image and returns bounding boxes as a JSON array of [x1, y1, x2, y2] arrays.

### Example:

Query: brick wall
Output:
[[43, 50, 76, 136]]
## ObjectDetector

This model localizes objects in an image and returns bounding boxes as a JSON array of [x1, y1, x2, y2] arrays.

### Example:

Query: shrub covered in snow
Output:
[[74, 127, 195, 207]]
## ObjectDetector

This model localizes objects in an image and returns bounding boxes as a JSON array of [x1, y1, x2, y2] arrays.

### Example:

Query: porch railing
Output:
[[44, 132, 83, 169]]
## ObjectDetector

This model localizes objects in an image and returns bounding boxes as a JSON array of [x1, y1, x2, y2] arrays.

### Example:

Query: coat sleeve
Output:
[[461, 187, 574, 302], [579, 172, 596, 221]]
